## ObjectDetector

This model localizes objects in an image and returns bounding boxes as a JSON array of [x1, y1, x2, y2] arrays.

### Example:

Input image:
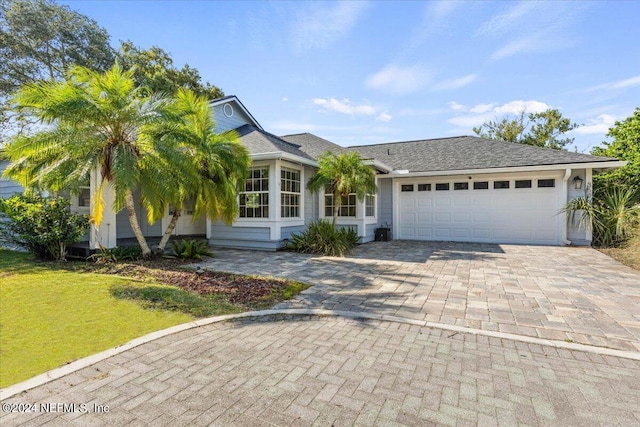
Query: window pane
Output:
[[515, 180, 532, 188], [78, 187, 91, 207], [417, 184, 431, 191], [454, 182, 468, 190], [436, 183, 449, 191], [538, 179, 555, 188], [401, 184, 414, 192], [239, 167, 269, 218], [494, 181, 510, 189], [473, 181, 489, 190]]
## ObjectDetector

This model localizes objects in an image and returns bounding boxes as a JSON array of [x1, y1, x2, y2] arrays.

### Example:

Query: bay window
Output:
[[240, 167, 269, 218], [281, 167, 301, 218]]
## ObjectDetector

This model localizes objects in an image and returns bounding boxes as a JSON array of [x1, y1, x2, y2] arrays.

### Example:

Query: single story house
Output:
[[0, 95, 625, 249]]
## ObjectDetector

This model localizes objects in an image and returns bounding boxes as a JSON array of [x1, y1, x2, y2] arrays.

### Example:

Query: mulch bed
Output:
[[80, 259, 296, 306]]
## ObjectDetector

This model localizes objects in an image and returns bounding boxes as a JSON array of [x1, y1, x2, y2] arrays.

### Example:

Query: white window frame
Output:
[[239, 166, 270, 219], [70, 185, 91, 214], [280, 167, 302, 219], [324, 193, 357, 218], [365, 194, 376, 217]]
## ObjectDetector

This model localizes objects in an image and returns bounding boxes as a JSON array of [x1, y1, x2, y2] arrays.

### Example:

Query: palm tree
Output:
[[155, 89, 250, 252], [3, 64, 188, 256], [307, 151, 377, 225]]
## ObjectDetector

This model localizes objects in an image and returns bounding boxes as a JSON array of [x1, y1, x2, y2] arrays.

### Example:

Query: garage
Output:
[[396, 175, 562, 245]]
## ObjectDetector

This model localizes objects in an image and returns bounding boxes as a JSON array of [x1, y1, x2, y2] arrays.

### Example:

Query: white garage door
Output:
[[397, 178, 561, 245]]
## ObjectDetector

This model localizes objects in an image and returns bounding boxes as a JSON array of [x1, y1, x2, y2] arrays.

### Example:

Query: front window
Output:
[[281, 167, 301, 218], [77, 186, 91, 207], [365, 194, 375, 217], [325, 193, 357, 217], [240, 167, 269, 218]]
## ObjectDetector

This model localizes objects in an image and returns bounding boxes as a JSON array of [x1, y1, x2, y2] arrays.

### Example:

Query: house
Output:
[[0, 95, 625, 249]]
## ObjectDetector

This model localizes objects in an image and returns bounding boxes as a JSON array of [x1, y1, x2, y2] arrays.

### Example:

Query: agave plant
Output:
[[563, 187, 640, 247]]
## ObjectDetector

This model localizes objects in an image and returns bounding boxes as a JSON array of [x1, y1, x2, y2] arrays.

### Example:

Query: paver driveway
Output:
[[198, 241, 640, 352], [3, 316, 640, 427]]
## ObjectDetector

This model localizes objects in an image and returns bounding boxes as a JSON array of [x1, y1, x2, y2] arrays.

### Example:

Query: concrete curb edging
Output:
[[2, 308, 638, 401]]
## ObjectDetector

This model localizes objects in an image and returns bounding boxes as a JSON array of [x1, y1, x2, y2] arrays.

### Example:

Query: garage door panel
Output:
[[452, 213, 470, 223], [398, 181, 560, 245], [417, 198, 432, 208], [435, 213, 451, 222], [400, 212, 416, 222], [452, 228, 471, 238], [435, 228, 451, 238], [416, 228, 433, 238]]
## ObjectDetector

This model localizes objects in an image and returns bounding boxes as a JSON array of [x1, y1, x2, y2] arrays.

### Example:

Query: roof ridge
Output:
[[349, 135, 471, 148]]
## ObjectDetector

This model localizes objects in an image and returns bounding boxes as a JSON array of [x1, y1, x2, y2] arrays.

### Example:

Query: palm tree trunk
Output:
[[333, 195, 340, 227], [124, 190, 152, 256], [157, 209, 181, 253]]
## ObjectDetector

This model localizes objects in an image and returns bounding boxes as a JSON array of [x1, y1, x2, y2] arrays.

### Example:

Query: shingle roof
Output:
[[236, 125, 315, 161], [349, 135, 618, 172], [280, 132, 345, 159]]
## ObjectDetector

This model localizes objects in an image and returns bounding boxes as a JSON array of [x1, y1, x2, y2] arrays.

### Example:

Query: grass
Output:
[[598, 236, 640, 270], [0, 250, 308, 388], [110, 284, 242, 317]]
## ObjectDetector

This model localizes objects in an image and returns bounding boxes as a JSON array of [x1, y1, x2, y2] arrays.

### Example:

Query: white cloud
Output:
[[573, 114, 617, 135], [365, 64, 432, 95], [490, 34, 545, 60], [376, 112, 393, 122], [583, 75, 640, 92], [469, 103, 494, 114], [611, 75, 640, 89], [313, 98, 377, 116], [494, 100, 549, 115], [447, 99, 550, 128], [292, 2, 368, 51], [478, 1, 581, 60], [476, 2, 537, 37], [433, 74, 477, 91], [448, 115, 489, 128], [282, 97, 288, 102], [447, 101, 467, 111]]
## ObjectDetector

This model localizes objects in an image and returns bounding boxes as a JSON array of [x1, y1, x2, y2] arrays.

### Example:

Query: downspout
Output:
[[562, 169, 572, 246]]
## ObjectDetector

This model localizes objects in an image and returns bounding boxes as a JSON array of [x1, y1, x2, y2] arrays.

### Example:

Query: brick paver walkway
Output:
[[197, 241, 640, 352], [2, 316, 639, 426]]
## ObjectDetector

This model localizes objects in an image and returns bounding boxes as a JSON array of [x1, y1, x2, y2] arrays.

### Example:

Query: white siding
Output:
[[213, 102, 256, 133], [0, 160, 24, 199]]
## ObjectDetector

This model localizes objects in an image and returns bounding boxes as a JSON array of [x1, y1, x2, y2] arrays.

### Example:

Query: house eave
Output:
[[250, 152, 317, 167], [362, 159, 393, 173], [210, 95, 263, 130], [388, 160, 627, 178]]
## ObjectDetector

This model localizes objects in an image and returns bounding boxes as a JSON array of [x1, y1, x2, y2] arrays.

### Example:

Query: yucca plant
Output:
[[89, 245, 143, 263], [168, 239, 214, 260], [596, 187, 640, 247], [563, 187, 640, 247], [286, 220, 360, 257]]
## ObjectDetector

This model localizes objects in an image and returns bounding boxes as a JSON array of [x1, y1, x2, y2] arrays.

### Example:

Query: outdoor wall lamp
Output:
[[573, 175, 583, 190]]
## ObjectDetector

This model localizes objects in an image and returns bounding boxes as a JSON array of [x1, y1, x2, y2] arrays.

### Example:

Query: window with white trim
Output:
[[281, 167, 301, 218], [77, 186, 91, 208], [365, 194, 375, 217], [240, 167, 269, 218], [324, 193, 357, 217]]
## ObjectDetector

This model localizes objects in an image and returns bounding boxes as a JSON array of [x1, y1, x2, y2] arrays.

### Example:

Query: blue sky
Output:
[[60, 1, 639, 152]]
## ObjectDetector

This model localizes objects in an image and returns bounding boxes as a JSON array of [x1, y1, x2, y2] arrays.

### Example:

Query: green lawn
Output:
[[0, 250, 193, 388]]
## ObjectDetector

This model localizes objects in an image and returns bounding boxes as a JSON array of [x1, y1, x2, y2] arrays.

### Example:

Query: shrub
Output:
[[0, 194, 88, 261], [563, 187, 640, 247], [286, 220, 360, 257], [88, 245, 143, 263], [168, 239, 213, 260]]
